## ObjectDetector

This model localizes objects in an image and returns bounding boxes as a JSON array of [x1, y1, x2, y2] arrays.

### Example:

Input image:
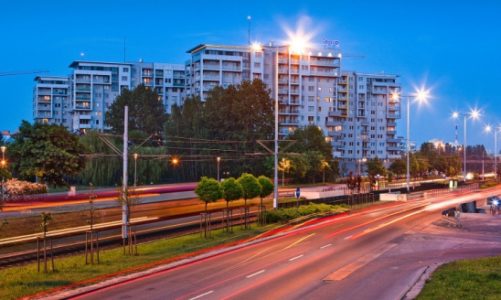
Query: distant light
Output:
[[452, 111, 459, 119], [251, 42, 262, 52], [80, 52, 85, 57], [484, 125, 492, 133], [289, 34, 310, 54], [328, 52, 332, 57], [493, 199, 499, 206], [391, 92, 400, 101], [318, 52, 322, 56], [171, 157, 180, 166], [466, 172, 474, 180], [247, 16, 252, 21], [337, 53, 342, 58]]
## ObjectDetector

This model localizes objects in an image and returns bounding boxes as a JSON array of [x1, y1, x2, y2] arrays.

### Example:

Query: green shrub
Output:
[[263, 202, 348, 223]]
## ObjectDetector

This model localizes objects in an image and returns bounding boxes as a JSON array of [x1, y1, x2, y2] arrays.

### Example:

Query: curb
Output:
[[401, 263, 442, 300]]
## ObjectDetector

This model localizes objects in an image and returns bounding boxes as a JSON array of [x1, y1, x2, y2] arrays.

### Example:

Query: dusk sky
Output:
[[1, 0, 500, 151]]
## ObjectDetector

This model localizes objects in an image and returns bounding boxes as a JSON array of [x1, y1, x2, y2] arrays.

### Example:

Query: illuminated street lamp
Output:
[[133, 153, 139, 187], [1, 146, 7, 204], [390, 88, 431, 192], [171, 157, 180, 167], [216, 156, 221, 181], [452, 108, 481, 180]]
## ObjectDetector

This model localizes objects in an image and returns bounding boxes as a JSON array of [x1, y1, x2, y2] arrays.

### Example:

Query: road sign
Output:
[[295, 187, 301, 199]]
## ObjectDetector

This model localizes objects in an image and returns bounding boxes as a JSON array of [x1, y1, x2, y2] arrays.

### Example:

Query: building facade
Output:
[[33, 76, 72, 128], [33, 42, 402, 173]]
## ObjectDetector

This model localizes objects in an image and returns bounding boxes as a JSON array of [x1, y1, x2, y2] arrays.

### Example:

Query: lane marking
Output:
[[189, 290, 214, 300], [283, 233, 316, 250], [289, 254, 304, 261], [348, 210, 423, 240], [246, 269, 265, 278], [344, 235, 353, 240], [323, 243, 397, 281], [320, 243, 332, 249]]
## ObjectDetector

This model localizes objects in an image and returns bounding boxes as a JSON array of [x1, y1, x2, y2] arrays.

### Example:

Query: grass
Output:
[[262, 202, 349, 223], [417, 256, 501, 300], [0, 224, 274, 300]]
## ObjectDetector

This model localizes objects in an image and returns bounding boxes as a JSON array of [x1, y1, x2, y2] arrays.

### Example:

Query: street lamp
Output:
[[216, 156, 221, 181], [1, 146, 7, 205], [391, 88, 431, 192], [357, 157, 367, 176], [484, 124, 500, 179], [133, 153, 138, 187], [452, 108, 481, 180]]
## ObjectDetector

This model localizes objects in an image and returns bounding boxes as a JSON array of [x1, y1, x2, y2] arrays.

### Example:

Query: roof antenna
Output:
[[123, 37, 126, 63], [247, 16, 252, 45]]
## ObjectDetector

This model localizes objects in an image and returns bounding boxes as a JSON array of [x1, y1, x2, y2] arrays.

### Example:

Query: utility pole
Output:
[[122, 106, 129, 240], [273, 48, 279, 209]]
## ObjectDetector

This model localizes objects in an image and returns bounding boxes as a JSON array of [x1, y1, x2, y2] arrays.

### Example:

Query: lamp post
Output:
[[484, 124, 499, 179], [216, 156, 221, 181], [1, 146, 6, 205], [452, 109, 481, 180], [133, 153, 138, 187], [391, 88, 431, 192]]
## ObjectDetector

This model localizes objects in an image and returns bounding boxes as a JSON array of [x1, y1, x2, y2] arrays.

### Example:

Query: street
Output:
[[64, 187, 501, 300]]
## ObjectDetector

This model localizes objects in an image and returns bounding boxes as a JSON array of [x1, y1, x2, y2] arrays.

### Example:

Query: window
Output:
[[122, 67, 129, 72], [308, 106, 314, 112], [308, 86, 314, 92]]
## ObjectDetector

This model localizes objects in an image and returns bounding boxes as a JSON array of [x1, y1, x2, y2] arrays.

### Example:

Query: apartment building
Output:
[[32, 42, 402, 173], [132, 62, 186, 113], [186, 43, 341, 138], [33, 76, 72, 128], [332, 72, 402, 174], [69, 61, 133, 131]]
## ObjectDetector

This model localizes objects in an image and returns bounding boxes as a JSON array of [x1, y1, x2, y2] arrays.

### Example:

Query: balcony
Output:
[[222, 65, 241, 72], [310, 59, 340, 67], [203, 75, 220, 81], [328, 110, 347, 117]]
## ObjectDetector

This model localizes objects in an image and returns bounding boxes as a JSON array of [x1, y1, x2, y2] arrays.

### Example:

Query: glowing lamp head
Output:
[[469, 108, 481, 120], [485, 125, 492, 133], [414, 88, 430, 104], [493, 199, 499, 206], [390, 92, 400, 101], [217, 156, 221, 162], [452, 111, 459, 119], [171, 157, 179, 166], [0, 159, 6, 167], [250, 42, 262, 52]]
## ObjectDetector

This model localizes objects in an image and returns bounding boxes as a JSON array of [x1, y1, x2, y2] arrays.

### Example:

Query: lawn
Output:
[[418, 256, 501, 300], [0, 224, 275, 300]]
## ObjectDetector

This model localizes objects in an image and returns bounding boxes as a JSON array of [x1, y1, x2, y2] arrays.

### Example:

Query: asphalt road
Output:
[[73, 187, 501, 300]]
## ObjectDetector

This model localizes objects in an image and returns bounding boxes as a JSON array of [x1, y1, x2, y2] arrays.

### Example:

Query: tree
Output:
[[257, 175, 273, 209], [10, 121, 86, 187], [366, 157, 386, 178], [288, 125, 333, 159], [195, 177, 222, 237], [320, 160, 331, 184], [237, 173, 261, 229], [106, 85, 167, 135], [221, 177, 243, 231], [278, 158, 291, 186], [195, 177, 222, 214], [389, 159, 406, 177]]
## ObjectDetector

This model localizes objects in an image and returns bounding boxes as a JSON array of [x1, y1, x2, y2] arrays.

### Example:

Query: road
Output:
[[70, 186, 501, 300]]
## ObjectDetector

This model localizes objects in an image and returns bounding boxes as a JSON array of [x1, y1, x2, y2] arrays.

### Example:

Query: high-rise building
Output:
[[33, 42, 402, 173], [334, 72, 402, 174], [132, 62, 186, 113], [33, 76, 72, 128], [69, 61, 133, 131], [186, 43, 341, 138]]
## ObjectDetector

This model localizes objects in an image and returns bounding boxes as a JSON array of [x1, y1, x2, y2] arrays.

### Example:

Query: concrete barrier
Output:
[[380, 193, 408, 202]]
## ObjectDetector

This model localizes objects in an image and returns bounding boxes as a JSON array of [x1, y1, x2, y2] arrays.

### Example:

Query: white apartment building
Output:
[[33, 76, 72, 128], [186, 43, 341, 138], [69, 61, 133, 131], [333, 72, 402, 174], [131, 62, 186, 113], [32, 43, 402, 173]]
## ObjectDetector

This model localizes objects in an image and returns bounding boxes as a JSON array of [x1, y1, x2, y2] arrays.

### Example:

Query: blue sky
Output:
[[1, 0, 500, 150]]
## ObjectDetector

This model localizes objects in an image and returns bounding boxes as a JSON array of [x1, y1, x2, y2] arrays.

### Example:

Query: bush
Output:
[[4, 179, 47, 200], [263, 202, 348, 223]]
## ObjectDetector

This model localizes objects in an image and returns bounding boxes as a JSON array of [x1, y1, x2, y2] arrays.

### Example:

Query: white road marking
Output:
[[246, 269, 266, 278], [344, 235, 353, 240], [289, 254, 304, 261], [320, 243, 332, 249], [189, 290, 214, 300]]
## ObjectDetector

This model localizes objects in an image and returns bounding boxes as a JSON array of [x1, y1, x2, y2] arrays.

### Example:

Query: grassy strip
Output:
[[417, 256, 501, 300], [0, 224, 275, 300]]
